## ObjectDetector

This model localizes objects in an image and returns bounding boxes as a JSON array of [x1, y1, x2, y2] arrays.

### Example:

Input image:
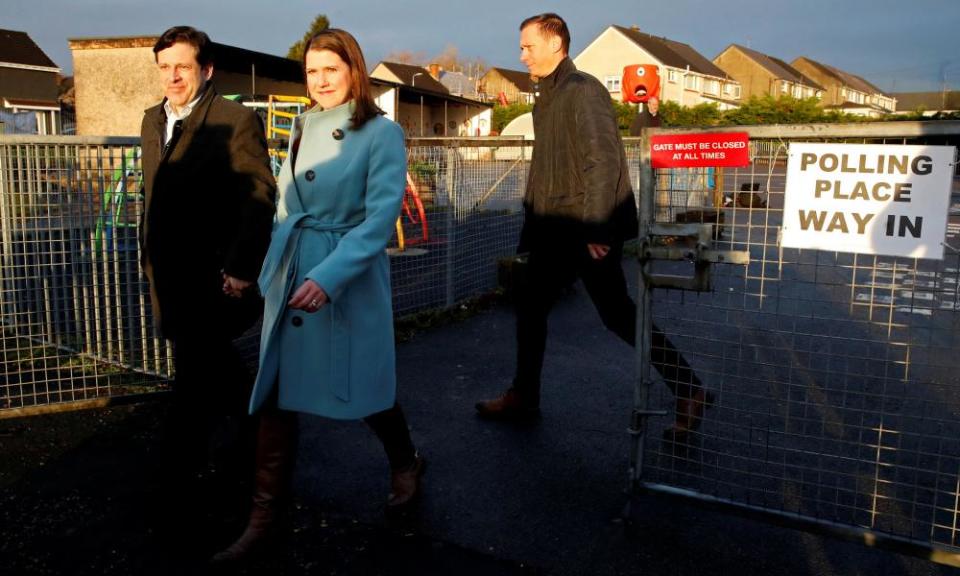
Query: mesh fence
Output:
[[0, 137, 171, 413], [0, 136, 531, 415], [396, 139, 528, 315], [629, 123, 960, 556]]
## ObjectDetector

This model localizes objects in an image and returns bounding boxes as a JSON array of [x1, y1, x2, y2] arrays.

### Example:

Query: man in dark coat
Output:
[[629, 95, 661, 135], [139, 26, 276, 550], [476, 14, 710, 435]]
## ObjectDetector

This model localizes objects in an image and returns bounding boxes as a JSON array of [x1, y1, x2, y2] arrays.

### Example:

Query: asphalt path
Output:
[[290, 257, 957, 576]]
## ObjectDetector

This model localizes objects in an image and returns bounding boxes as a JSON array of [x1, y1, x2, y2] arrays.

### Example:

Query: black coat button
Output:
[[291, 316, 303, 327], [305, 170, 315, 181], [332, 129, 344, 140]]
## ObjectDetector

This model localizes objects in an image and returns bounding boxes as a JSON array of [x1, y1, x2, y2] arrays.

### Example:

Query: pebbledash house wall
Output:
[[69, 38, 159, 136], [712, 47, 781, 100], [69, 37, 306, 136]]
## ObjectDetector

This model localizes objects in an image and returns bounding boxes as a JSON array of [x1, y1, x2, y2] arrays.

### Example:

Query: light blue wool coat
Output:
[[249, 101, 406, 419]]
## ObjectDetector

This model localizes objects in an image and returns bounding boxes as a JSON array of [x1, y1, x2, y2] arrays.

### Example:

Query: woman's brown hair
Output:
[[302, 28, 381, 129]]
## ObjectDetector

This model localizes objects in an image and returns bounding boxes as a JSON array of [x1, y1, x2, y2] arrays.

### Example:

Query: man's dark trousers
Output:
[[167, 330, 255, 478], [513, 240, 703, 403]]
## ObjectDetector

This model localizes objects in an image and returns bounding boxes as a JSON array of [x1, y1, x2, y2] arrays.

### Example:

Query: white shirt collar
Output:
[[164, 83, 207, 120], [163, 83, 207, 145]]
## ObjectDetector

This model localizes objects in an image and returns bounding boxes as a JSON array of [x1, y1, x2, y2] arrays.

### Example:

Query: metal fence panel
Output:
[[397, 139, 527, 315], [0, 137, 171, 414], [629, 122, 960, 559]]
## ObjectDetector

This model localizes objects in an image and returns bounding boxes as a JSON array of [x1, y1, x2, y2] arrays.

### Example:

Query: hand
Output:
[[288, 279, 329, 313], [587, 243, 610, 260], [222, 273, 253, 298]]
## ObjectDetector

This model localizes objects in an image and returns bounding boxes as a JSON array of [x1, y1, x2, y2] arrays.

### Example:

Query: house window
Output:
[[781, 81, 789, 93], [704, 79, 719, 95], [684, 74, 698, 90], [668, 69, 679, 83], [792, 85, 802, 98], [604, 75, 621, 93], [723, 83, 741, 98]]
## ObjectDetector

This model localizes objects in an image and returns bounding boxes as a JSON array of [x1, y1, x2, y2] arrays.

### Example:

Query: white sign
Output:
[[782, 143, 955, 259]]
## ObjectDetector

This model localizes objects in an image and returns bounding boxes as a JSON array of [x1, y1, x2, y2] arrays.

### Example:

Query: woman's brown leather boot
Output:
[[210, 409, 298, 565]]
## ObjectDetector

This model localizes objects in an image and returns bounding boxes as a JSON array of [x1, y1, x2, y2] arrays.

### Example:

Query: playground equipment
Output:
[[262, 95, 431, 253], [394, 173, 429, 251], [94, 147, 142, 252], [265, 94, 312, 176]]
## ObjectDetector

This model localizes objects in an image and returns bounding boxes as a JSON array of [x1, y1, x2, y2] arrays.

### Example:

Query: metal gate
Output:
[[628, 121, 960, 564]]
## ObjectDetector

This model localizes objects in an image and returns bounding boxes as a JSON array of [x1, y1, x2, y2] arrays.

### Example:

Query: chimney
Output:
[[428, 63, 442, 80]]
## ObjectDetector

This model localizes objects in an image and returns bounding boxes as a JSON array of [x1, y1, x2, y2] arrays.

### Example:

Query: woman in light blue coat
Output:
[[214, 29, 424, 564]]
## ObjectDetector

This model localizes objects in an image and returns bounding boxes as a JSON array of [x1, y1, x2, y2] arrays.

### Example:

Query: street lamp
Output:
[[411, 72, 425, 136]]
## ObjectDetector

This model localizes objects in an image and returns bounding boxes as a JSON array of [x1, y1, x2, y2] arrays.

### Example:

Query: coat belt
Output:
[[259, 214, 361, 294], [258, 213, 363, 403]]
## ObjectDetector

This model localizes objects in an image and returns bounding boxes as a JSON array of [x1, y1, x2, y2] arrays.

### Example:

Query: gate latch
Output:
[[638, 223, 750, 291]]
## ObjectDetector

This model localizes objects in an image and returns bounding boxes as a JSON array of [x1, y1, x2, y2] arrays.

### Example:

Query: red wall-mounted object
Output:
[[622, 64, 660, 103]]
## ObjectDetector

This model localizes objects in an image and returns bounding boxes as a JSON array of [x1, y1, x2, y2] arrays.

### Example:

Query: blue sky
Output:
[[8, 0, 959, 93]]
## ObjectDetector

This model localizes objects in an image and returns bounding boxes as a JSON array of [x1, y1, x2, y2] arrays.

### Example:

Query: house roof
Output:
[[891, 91, 960, 111], [485, 67, 536, 93], [793, 57, 888, 97], [375, 62, 449, 94], [211, 42, 301, 80], [612, 25, 728, 79], [824, 101, 889, 112], [0, 66, 60, 103], [724, 44, 823, 90], [3, 98, 59, 109], [69, 35, 304, 82], [439, 70, 478, 97], [0, 29, 58, 68], [371, 77, 491, 108]]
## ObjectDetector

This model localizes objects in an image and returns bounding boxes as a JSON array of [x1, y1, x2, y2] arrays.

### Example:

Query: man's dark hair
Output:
[[520, 13, 570, 55], [153, 26, 214, 67]]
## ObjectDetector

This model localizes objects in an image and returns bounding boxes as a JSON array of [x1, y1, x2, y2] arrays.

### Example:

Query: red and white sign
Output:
[[650, 132, 751, 168]]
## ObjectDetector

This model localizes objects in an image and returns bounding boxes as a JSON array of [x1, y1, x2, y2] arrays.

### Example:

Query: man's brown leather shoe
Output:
[[387, 453, 426, 507], [670, 389, 714, 435], [475, 388, 540, 421]]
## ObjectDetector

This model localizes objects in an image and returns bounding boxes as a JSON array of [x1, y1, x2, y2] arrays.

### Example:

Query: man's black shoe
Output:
[[475, 388, 541, 421]]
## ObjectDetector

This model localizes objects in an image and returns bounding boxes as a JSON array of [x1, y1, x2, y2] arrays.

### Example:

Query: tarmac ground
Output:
[[1, 260, 956, 575]]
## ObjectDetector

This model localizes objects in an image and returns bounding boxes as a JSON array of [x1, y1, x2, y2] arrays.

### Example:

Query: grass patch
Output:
[[395, 291, 504, 343]]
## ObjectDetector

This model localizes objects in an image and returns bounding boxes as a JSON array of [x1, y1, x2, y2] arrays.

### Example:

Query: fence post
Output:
[[629, 128, 657, 492], [444, 144, 458, 308], [0, 146, 10, 338]]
